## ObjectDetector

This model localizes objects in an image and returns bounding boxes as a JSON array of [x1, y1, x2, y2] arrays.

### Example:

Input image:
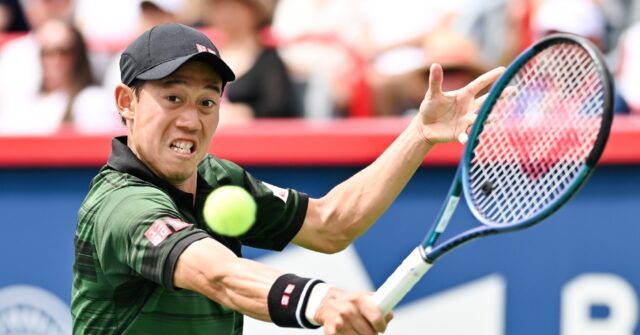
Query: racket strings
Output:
[[489, 47, 598, 217], [469, 43, 605, 225]]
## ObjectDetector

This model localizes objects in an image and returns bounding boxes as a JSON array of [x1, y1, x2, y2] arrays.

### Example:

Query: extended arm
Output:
[[173, 237, 389, 334], [294, 64, 505, 253]]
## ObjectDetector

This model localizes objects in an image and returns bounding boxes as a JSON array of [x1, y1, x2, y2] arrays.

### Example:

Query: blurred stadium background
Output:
[[1, 0, 639, 334]]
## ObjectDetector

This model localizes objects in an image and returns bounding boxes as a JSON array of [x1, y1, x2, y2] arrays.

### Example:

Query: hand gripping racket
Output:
[[373, 33, 614, 314]]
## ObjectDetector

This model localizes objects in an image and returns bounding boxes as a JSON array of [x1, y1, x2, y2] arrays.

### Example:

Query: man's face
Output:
[[126, 61, 223, 190]]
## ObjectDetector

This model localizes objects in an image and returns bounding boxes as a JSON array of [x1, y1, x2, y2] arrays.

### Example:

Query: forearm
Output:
[[179, 239, 386, 330], [331, 117, 431, 226], [299, 117, 432, 250], [174, 238, 281, 321], [175, 238, 334, 328]]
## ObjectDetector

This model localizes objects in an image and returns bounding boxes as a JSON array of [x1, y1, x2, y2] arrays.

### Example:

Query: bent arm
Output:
[[293, 65, 505, 253], [293, 118, 431, 253]]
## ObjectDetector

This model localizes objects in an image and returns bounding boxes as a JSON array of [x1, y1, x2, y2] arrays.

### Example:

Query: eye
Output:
[[166, 95, 181, 103], [201, 99, 216, 108]]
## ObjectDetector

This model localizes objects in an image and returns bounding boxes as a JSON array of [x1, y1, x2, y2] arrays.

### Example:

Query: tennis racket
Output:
[[373, 33, 614, 314]]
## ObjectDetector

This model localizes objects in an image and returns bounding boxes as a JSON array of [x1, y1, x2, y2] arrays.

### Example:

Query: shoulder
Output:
[[79, 168, 180, 248], [83, 168, 177, 222]]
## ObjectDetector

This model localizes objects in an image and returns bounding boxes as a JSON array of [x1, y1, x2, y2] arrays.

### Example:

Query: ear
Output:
[[115, 83, 136, 122]]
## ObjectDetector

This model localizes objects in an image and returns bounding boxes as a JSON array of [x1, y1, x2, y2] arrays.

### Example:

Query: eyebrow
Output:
[[160, 78, 221, 93]]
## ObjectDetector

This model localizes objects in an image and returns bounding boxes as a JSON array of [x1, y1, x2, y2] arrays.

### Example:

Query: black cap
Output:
[[120, 23, 235, 86]]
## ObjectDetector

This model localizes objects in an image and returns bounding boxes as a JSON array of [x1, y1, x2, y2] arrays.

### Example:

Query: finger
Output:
[[358, 295, 389, 333], [457, 113, 478, 145], [474, 93, 489, 111], [473, 83, 517, 112], [349, 315, 376, 335], [458, 132, 469, 144], [325, 318, 359, 335], [462, 112, 478, 131], [385, 312, 394, 324], [503, 85, 518, 97], [463, 66, 505, 98], [427, 63, 444, 96]]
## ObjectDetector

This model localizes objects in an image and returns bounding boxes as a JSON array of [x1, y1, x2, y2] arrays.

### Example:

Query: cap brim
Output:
[[136, 52, 236, 83]]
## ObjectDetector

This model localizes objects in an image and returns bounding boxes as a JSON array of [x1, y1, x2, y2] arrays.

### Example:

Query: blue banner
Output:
[[1, 166, 638, 334]]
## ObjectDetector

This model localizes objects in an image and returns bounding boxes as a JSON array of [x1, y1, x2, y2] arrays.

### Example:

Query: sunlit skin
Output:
[[116, 61, 223, 195]]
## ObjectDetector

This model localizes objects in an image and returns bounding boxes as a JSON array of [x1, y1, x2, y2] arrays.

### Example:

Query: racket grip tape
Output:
[[372, 247, 432, 315]]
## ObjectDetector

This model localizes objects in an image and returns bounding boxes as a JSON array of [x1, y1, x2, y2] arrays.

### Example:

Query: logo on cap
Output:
[[196, 43, 218, 56]]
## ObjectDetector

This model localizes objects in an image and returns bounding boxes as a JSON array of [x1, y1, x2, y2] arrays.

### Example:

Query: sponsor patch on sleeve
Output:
[[144, 218, 192, 246], [262, 182, 289, 203]]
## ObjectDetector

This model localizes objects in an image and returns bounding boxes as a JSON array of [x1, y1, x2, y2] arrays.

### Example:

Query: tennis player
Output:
[[71, 23, 503, 335]]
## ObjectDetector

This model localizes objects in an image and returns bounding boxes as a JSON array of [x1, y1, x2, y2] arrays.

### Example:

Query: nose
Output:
[[175, 105, 201, 132]]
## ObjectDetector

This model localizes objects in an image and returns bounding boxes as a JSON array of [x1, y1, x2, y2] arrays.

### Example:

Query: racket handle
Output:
[[372, 247, 432, 315]]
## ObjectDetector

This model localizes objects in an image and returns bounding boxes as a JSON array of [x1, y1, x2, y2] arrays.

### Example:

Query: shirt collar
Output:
[[107, 136, 213, 207]]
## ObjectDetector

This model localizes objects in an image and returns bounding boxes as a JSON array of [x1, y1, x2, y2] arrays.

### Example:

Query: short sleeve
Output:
[[93, 186, 208, 288], [240, 173, 308, 250], [198, 155, 308, 250]]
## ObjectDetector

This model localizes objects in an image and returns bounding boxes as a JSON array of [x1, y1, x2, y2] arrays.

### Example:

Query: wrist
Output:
[[267, 274, 326, 329], [412, 119, 435, 147], [304, 283, 331, 326]]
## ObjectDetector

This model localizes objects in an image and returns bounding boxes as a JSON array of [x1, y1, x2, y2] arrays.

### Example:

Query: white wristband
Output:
[[304, 283, 331, 326]]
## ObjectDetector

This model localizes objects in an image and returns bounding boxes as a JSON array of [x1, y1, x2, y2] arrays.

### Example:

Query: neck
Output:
[[173, 174, 198, 198]]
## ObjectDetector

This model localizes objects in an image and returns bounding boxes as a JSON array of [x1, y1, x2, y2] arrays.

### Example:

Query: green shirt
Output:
[[72, 136, 308, 334]]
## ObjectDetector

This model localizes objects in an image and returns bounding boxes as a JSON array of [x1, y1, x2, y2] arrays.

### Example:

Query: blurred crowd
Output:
[[0, 0, 639, 135]]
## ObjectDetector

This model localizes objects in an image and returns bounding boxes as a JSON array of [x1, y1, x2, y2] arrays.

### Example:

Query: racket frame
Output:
[[425, 33, 613, 261], [373, 33, 613, 314]]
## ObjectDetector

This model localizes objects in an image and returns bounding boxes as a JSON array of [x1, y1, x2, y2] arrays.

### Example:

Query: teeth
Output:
[[170, 140, 194, 154]]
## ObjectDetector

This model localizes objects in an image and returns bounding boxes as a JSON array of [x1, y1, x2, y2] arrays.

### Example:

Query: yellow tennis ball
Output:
[[203, 185, 257, 237]]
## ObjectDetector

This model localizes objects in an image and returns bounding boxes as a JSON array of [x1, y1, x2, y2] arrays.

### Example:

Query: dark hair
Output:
[[129, 79, 145, 99], [68, 24, 94, 94]]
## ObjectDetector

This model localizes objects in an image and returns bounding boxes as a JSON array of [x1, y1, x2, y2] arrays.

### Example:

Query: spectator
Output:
[[422, 29, 487, 93], [271, 0, 368, 118], [361, 0, 472, 116], [0, 0, 29, 32], [616, 21, 640, 113], [633, 0, 640, 23], [102, 0, 185, 95], [205, 0, 301, 124], [369, 28, 488, 117], [0, 0, 73, 125], [139, 0, 186, 32], [73, 0, 140, 49], [75, 0, 187, 86], [530, 0, 631, 114], [531, 0, 608, 50], [0, 19, 121, 134]]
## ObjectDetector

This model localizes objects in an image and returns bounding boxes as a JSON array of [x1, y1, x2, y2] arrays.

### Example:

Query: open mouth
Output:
[[170, 140, 195, 155]]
